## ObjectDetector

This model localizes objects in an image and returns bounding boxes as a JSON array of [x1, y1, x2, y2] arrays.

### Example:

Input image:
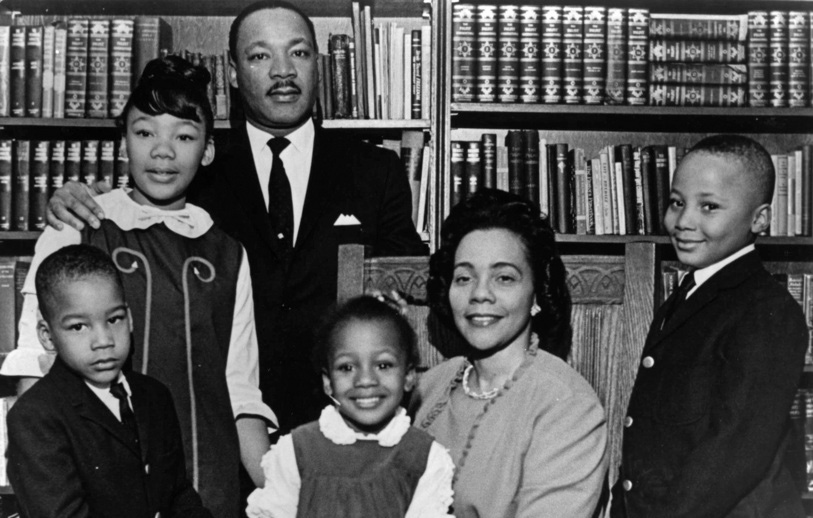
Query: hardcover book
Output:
[[562, 6, 583, 104], [626, 9, 649, 105], [133, 17, 164, 86], [554, 143, 572, 234], [12, 140, 29, 231], [80, 140, 99, 186], [401, 130, 424, 225], [481, 133, 497, 189], [649, 84, 747, 106], [649, 13, 748, 41], [465, 140, 482, 199], [53, 23, 67, 118], [452, 3, 476, 103], [541, 6, 563, 104], [450, 141, 465, 207], [25, 25, 44, 118], [0, 25, 10, 117], [41, 24, 55, 118], [9, 26, 25, 117], [476, 5, 498, 103], [0, 140, 11, 230], [329, 34, 351, 118], [109, 19, 133, 117], [506, 130, 523, 196], [30, 140, 49, 230], [99, 140, 115, 186], [48, 140, 65, 197], [522, 129, 539, 204], [65, 140, 81, 183], [788, 12, 809, 107], [410, 29, 422, 119], [582, 6, 606, 104], [519, 5, 541, 104], [114, 140, 129, 189], [617, 144, 637, 234], [65, 19, 89, 118], [649, 63, 748, 85], [649, 40, 747, 63], [748, 11, 769, 107], [497, 5, 520, 103], [769, 11, 789, 107], [604, 8, 627, 104], [86, 19, 108, 118]]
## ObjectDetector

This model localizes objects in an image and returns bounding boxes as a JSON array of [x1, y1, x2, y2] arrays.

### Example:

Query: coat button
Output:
[[623, 479, 633, 491], [624, 416, 633, 428], [642, 356, 655, 368], [144, 464, 150, 475]]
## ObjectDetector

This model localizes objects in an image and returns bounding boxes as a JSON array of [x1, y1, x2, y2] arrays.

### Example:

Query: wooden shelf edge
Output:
[[0, 232, 42, 241], [0, 118, 430, 131], [555, 234, 813, 246], [451, 103, 813, 119]]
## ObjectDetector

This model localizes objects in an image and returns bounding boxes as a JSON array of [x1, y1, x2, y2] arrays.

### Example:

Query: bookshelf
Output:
[[438, 0, 813, 506]]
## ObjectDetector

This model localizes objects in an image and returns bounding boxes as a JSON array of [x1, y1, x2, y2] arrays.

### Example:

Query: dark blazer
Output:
[[7, 358, 212, 518], [611, 251, 808, 518], [189, 124, 427, 432]]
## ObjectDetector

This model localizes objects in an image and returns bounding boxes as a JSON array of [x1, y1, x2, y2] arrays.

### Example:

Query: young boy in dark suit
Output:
[[611, 135, 809, 518], [6, 244, 212, 518]]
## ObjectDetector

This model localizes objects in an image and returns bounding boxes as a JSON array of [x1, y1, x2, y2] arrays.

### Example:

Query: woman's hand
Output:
[[368, 289, 410, 316], [46, 180, 111, 231]]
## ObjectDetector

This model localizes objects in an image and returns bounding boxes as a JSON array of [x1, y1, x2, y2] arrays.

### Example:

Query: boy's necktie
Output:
[[110, 382, 139, 440], [267, 137, 293, 254], [661, 271, 696, 328]]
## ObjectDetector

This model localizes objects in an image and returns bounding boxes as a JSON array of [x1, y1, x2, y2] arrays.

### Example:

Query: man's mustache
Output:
[[267, 81, 301, 95]]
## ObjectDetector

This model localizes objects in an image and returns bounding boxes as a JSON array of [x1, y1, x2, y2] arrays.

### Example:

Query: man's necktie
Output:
[[661, 271, 696, 327], [267, 138, 293, 253], [110, 382, 139, 441]]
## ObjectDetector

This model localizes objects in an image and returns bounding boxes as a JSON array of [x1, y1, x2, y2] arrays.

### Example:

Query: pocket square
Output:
[[334, 214, 361, 226]]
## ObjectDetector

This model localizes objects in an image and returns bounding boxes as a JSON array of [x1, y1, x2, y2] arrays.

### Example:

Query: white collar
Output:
[[684, 243, 755, 292], [245, 118, 315, 159], [318, 405, 411, 447], [85, 371, 130, 398], [103, 189, 213, 239]]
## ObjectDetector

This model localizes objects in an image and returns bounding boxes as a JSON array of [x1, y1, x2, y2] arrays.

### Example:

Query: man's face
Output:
[[229, 8, 319, 136]]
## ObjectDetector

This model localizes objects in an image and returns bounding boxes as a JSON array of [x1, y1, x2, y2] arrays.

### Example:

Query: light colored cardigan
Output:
[[414, 348, 609, 518]]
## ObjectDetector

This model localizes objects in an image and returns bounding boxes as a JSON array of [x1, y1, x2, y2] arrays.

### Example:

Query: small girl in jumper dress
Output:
[[247, 296, 454, 518]]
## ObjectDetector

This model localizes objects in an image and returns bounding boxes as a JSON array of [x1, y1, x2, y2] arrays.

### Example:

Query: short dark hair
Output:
[[428, 189, 572, 361], [687, 134, 775, 205], [314, 296, 419, 372], [229, 0, 319, 61], [117, 55, 214, 138], [36, 245, 124, 322]]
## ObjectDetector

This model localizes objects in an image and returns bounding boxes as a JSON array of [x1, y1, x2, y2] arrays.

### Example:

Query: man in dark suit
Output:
[[611, 135, 809, 518], [8, 244, 212, 518], [46, 0, 426, 433]]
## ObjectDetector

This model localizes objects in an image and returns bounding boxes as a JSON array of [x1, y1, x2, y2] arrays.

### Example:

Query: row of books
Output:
[[452, 5, 813, 108], [318, 23, 432, 120], [450, 130, 813, 237], [377, 131, 432, 234], [0, 140, 130, 232]]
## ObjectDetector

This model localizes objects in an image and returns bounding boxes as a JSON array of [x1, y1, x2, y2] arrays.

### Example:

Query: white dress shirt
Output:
[[86, 372, 132, 422], [683, 243, 756, 299], [246, 119, 315, 245]]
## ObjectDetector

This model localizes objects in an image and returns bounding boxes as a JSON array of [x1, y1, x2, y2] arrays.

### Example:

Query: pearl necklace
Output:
[[462, 365, 500, 400]]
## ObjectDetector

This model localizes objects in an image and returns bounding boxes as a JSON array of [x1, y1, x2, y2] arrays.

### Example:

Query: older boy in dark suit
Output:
[[611, 135, 809, 518], [6, 245, 212, 518]]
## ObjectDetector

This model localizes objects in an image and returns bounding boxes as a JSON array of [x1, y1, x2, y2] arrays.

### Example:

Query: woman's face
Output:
[[449, 228, 536, 354]]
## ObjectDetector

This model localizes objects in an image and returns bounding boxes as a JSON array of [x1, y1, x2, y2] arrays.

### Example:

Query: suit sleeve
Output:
[[7, 400, 91, 518], [651, 292, 809, 518], [370, 147, 428, 257]]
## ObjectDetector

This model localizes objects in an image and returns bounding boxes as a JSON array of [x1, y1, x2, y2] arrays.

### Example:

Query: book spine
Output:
[[788, 153, 797, 236], [649, 14, 748, 41], [86, 19, 108, 118], [546, 145, 558, 230], [802, 145, 812, 236], [411, 29, 421, 119], [81, 140, 99, 186], [496, 144, 509, 192], [748, 11, 770, 107], [12, 140, 30, 231], [30, 140, 49, 230], [562, 6, 583, 104], [450, 141, 465, 207], [649, 84, 747, 106], [789, 12, 809, 107], [497, 5, 520, 103], [452, 4, 477, 103], [420, 25, 431, 119], [350, 2, 367, 119], [613, 153, 626, 235], [362, 5, 376, 118], [626, 9, 649, 106], [572, 148, 587, 234], [650, 63, 748, 85], [541, 6, 563, 104], [519, 5, 541, 104], [773, 153, 789, 236], [113, 140, 129, 189], [53, 23, 67, 118], [48, 140, 65, 197], [590, 157, 604, 235], [650, 40, 747, 63], [214, 54, 228, 120], [522, 129, 539, 204], [108, 19, 133, 118], [25, 26, 44, 117], [604, 8, 627, 104], [632, 146, 646, 234], [329, 34, 351, 119], [65, 19, 89, 118], [99, 139, 115, 186], [0, 140, 11, 230], [348, 37, 360, 119], [617, 144, 636, 234], [506, 130, 523, 196], [639, 146, 656, 234], [0, 26, 9, 117], [475, 5, 498, 102], [400, 130, 424, 225], [598, 148, 613, 234], [481, 133, 497, 189], [555, 143, 571, 233], [133, 17, 160, 86], [10, 26, 25, 117], [0, 260, 14, 355], [65, 140, 81, 183], [652, 145, 670, 234], [582, 7, 606, 104], [464, 141, 482, 200], [770, 11, 790, 108], [41, 25, 55, 118]]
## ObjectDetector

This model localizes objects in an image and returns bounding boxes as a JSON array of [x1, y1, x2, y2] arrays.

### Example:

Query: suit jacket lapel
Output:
[[648, 251, 764, 349], [224, 125, 284, 259], [50, 360, 142, 458], [297, 128, 345, 248]]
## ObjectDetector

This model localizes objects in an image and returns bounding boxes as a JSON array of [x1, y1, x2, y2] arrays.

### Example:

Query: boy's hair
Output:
[[36, 245, 124, 322], [687, 134, 775, 205], [228, 0, 319, 60], [313, 296, 419, 372], [116, 55, 214, 138]]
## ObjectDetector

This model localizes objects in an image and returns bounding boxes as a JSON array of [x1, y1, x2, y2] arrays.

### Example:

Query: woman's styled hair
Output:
[[428, 189, 572, 360], [313, 296, 420, 372], [116, 55, 214, 138]]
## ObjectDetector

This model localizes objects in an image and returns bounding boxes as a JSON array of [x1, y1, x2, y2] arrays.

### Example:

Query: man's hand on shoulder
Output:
[[46, 180, 111, 231]]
